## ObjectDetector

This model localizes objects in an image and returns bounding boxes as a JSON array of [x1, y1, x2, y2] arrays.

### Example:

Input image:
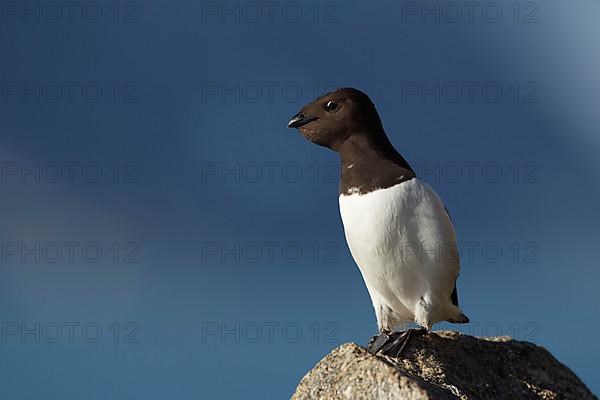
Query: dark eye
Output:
[[324, 100, 338, 111]]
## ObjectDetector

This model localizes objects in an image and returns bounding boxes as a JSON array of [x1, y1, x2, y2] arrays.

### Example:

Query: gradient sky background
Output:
[[1, 0, 599, 398]]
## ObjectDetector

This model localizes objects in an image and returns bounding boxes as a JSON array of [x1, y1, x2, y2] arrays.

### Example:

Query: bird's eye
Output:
[[324, 100, 338, 111]]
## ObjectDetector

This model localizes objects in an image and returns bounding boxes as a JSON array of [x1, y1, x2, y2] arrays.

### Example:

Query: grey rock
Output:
[[292, 331, 596, 400]]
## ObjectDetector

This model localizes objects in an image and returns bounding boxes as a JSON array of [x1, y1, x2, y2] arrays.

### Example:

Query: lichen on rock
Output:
[[291, 331, 597, 400]]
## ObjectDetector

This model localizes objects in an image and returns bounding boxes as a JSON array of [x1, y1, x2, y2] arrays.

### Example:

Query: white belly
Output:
[[339, 178, 460, 331]]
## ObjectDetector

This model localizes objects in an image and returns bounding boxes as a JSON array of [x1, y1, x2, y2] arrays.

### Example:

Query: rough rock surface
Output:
[[292, 331, 596, 400]]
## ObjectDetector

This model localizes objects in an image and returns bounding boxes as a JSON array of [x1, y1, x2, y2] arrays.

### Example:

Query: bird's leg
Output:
[[377, 328, 428, 358], [366, 330, 392, 355]]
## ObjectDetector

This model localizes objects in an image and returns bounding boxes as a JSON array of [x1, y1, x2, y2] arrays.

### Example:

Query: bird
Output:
[[287, 87, 469, 356]]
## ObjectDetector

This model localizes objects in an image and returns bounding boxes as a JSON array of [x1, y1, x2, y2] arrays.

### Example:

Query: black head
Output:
[[287, 88, 385, 151]]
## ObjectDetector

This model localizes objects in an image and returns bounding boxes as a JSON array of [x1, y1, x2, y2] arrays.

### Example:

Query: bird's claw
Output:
[[366, 328, 428, 358]]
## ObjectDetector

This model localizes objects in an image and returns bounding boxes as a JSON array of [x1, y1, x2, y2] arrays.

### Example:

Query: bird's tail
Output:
[[447, 313, 470, 324]]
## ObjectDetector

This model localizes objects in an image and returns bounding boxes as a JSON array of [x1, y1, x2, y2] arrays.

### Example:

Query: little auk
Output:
[[288, 88, 469, 356]]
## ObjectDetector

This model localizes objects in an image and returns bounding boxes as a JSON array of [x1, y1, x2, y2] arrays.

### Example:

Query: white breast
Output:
[[338, 178, 461, 331]]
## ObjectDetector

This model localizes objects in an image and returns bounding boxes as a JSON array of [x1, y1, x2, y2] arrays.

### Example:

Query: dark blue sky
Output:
[[1, 0, 599, 398]]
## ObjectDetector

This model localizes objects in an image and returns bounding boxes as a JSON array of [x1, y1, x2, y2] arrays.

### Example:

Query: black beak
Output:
[[287, 113, 318, 128]]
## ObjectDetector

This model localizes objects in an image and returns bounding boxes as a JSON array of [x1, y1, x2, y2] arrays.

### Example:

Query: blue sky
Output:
[[1, 0, 599, 398]]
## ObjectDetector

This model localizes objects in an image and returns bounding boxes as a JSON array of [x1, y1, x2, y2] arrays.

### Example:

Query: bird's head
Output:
[[287, 87, 384, 151]]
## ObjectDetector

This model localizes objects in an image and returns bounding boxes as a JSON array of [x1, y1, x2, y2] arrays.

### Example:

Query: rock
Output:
[[291, 331, 596, 400]]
